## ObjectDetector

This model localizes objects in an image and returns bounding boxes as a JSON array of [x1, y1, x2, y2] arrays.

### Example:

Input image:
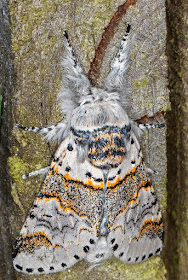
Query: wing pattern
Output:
[[13, 27, 163, 275], [13, 126, 163, 274]]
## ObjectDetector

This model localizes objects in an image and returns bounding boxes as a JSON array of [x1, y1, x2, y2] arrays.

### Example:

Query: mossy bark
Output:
[[165, 0, 188, 279], [0, 0, 16, 279], [0, 0, 170, 279]]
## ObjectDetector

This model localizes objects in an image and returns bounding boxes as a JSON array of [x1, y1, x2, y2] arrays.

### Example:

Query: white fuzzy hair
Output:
[[17, 27, 133, 144], [55, 27, 131, 141]]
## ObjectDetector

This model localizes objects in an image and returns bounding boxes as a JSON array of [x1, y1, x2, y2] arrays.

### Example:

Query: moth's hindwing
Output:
[[13, 126, 163, 274]]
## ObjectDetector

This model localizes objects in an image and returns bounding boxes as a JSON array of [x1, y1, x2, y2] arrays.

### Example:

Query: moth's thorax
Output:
[[70, 98, 131, 168], [71, 124, 131, 169], [88, 125, 130, 169]]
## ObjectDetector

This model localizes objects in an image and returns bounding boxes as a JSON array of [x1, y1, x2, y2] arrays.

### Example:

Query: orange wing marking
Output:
[[139, 218, 163, 237], [19, 231, 62, 254]]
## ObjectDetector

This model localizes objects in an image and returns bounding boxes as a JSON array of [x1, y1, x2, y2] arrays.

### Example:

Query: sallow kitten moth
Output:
[[13, 25, 163, 275]]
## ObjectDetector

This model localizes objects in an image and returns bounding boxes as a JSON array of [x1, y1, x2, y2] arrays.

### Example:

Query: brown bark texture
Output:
[[0, 0, 171, 279], [165, 0, 188, 279], [0, 0, 16, 279]]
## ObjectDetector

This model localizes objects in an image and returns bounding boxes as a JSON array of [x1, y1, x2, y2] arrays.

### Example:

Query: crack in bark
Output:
[[88, 0, 138, 86], [135, 111, 165, 125]]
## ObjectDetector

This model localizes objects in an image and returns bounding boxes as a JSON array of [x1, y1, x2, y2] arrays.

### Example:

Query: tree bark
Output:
[[2, 0, 169, 279], [165, 0, 188, 279], [0, 0, 16, 279]]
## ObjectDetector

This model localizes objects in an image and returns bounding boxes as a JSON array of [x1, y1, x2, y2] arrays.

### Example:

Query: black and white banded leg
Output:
[[138, 123, 165, 131], [22, 166, 50, 179], [146, 167, 158, 175], [15, 122, 66, 143]]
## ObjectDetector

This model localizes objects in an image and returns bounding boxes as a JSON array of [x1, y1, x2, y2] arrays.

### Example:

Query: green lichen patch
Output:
[[8, 155, 29, 184], [102, 256, 166, 280], [8, 152, 49, 212]]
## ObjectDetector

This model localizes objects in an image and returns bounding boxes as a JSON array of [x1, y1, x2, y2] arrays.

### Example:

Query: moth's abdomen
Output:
[[88, 126, 128, 169]]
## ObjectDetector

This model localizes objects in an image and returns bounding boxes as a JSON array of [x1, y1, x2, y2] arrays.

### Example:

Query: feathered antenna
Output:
[[58, 31, 91, 119], [104, 24, 131, 100]]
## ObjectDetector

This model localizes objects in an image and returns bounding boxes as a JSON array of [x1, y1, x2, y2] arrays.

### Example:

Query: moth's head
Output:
[[70, 87, 129, 131]]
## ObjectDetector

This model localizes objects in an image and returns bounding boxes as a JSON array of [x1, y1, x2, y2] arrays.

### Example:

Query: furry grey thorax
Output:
[[70, 89, 130, 131]]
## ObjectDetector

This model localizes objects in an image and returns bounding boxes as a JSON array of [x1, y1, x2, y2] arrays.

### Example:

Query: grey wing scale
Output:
[[12, 137, 99, 274], [105, 138, 163, 264], [13, 136, 111, 274], [13, 180, 90, 274], [112, 187, 163, 264]]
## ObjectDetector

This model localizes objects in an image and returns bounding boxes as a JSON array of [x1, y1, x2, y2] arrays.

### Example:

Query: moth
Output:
[[13, 25, 164, 275]]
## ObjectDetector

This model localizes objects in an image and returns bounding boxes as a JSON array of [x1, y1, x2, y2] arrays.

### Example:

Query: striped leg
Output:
[[138, 123, 165, 131], [22, 166, 50, 179], [15, 122, 66, 143]]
